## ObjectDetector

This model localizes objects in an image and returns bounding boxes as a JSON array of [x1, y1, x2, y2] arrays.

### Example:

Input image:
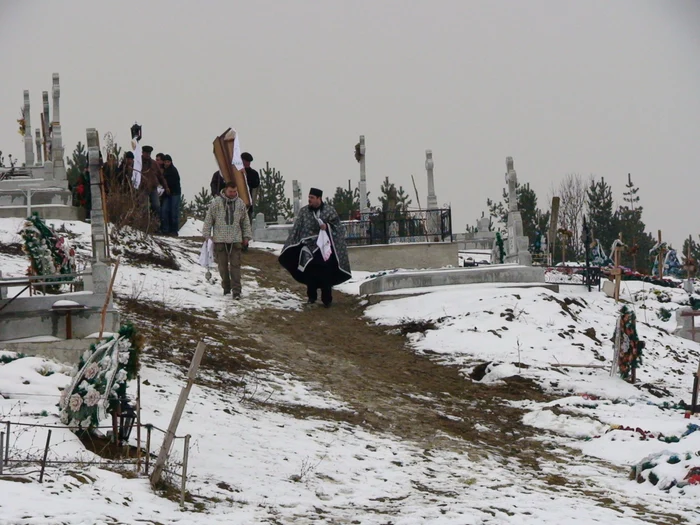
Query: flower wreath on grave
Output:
[[617, 305, 645, 380], [21, 213, 76, 293], [59, 323, 141, 431], [495, 232, 505, 264]]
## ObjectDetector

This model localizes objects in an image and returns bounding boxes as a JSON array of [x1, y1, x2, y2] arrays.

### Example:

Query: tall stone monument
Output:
[[50, 74, 66, 183], [0, 73, 77, 220], [357, 135, 368, 215], [425, 149, 441, 239], [292, 179, 302, 217], [23, 91, 35, 167], [502, 157, 532, 266], [425, 149, 438, 210], [34, 129, 42, 165]]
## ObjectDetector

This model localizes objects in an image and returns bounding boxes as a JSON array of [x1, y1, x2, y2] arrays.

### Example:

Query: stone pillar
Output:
[[426, 149, 438, 210], [87, 129, 108, 267], [23, 91, 35, 167], [253, 212, 266, 236], [292, 180, 301, 217], [425, 149, 440, 238], [35, 129, 43, 165], [42, 91, 51, 170], [51, 74, 66, 183], [358, 135, 369, 215], [503, 156, 532, 266]]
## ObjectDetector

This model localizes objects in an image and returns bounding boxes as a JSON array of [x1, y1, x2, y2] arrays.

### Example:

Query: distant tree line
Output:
[[472, 172, 694, 273]]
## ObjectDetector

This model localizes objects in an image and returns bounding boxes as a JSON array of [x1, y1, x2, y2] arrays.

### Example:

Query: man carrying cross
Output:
[[279, 188, 352, 308]]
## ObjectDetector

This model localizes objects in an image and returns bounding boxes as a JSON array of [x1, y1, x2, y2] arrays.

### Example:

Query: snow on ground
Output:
[[2, 351, 698, 524], [3, 217, 700, 522], [362, 273, 700, 501]]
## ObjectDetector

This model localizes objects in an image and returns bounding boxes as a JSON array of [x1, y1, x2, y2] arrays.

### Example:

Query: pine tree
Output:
[[681, 235, 700, 268], [179, 194, 190, 227], [378, 177, 411, 213], [188, 187, 213, 220], [327, 181, 357, 220], [617, 173, 654, 272], [257, 162, 293, 222], [66, 142, 88, 189], [586, 177, 618, 255]]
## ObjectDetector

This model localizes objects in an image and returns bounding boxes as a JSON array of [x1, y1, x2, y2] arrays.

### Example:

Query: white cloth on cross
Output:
[[131, 141, 142, 189], [231, 129, 243, 171]]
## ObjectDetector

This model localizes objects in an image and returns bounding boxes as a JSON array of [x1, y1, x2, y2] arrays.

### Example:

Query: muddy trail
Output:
[[123, 247, 564, 466], [119, 246, 684, 524]]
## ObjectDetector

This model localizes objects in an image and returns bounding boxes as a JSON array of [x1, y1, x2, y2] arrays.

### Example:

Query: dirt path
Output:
[[119, 247, 685, 524], [241, 251, 549, 456]]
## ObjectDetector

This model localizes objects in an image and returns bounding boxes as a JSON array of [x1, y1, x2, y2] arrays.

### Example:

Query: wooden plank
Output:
[[212, 129, 250, 206], [150, 341, 207, 488]]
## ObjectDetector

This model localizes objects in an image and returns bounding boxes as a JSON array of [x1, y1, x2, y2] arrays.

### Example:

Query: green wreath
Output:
[[495, 232, 505, 264], [59, 323, 141, 431], [21, 213, 76, 293], [617, 305, 644, 380]]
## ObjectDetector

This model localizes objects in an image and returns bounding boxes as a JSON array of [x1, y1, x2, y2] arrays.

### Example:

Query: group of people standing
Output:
[[76, 144, 182, 236], [133, 145, 182, 236]]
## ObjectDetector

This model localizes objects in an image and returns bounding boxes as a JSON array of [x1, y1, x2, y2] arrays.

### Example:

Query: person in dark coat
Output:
[[241, 152, 260, 221], [279, 188, 352, 308], [160, 154, 181, 236], [140, 145, 169, 217], [210, 170, 225, 198]]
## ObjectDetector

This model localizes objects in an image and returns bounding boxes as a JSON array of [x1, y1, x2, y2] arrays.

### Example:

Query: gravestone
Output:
[[425, 150, 441, 239], [357, 136, 368, 215], [501, 157, 531, 266], [292, 180, 302, 217], [0, 73, 79, 220]]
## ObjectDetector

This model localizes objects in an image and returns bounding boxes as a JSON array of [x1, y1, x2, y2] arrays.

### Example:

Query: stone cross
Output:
[[292, 179, 301, 216], [42, 91, 50, 162], [23, 90, 35, 167], [506, 156, 518, 212], [50, 74, 66, 182], [87, 129, 107, 263], [426, 149, 438, 210], [34, 129, 42, 165], [358, 135, 368, 214]]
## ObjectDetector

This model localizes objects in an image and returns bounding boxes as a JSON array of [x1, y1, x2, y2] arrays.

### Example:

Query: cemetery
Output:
[[1, 72, 700, 523]]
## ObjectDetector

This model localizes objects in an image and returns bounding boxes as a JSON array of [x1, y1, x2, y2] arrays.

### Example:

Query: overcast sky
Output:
[[1, 0, 698, 249]]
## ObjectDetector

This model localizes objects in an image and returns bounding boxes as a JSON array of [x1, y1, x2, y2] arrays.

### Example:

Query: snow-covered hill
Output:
[[1, 217, 700, 524]]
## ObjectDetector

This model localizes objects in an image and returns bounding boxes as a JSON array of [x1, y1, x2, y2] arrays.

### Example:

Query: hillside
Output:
[[1, 217, 699, 524]]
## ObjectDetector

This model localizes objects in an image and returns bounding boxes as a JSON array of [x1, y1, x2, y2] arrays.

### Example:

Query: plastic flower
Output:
[[115, 369, 127, 383], [118, 351, 130, 365], [84, 388, 101, 407], [69, 393, 83, 411], [84, 362, 100, 380]]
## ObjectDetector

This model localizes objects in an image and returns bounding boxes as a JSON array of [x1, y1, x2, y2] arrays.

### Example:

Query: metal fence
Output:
[[342, 208, 452, 246]]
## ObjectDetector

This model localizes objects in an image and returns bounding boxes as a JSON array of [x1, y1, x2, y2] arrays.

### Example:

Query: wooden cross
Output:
[[611, 234, 623, 302], [657, 230, 666, 280], [692, 358, 700, 414], [684, 235, 696, 279]]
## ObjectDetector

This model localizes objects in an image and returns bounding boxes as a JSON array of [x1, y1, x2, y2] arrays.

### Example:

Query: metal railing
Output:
[[342, 208, 452, 246]]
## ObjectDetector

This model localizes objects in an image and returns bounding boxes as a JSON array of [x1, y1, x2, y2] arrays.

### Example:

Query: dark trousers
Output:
[[305, 250, 335, 305], [161, 194, 181, 235], [148, 189, 161, 216], [215, 243, 242, 295]]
